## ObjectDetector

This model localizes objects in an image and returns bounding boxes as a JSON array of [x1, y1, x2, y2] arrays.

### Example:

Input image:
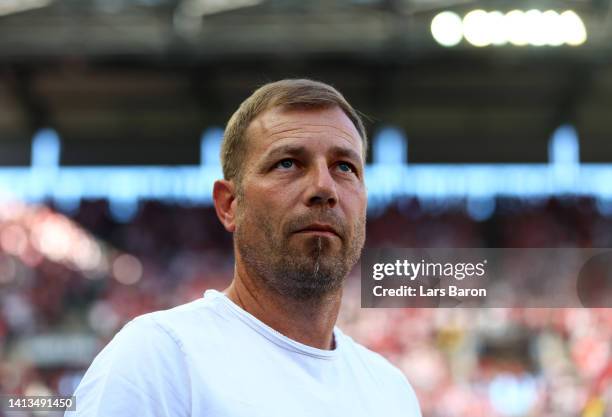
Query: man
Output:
[[67, 79, 422, 416]]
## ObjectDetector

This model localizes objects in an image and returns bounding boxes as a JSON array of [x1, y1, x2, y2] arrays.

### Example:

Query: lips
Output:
[[295, 223, 341, 238]]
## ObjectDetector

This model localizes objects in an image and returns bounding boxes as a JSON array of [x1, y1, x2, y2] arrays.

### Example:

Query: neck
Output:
[[223, 260, 342, 350]]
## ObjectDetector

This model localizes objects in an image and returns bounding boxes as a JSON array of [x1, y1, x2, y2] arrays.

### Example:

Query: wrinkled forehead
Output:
[[245, 105, 364, 159]]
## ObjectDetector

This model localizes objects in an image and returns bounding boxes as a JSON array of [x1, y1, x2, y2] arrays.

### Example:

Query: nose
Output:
[[304, 160, 338, 208]]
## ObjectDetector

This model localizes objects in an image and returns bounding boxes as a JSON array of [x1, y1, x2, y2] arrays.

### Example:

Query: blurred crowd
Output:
[[0, 197, 611, 417]]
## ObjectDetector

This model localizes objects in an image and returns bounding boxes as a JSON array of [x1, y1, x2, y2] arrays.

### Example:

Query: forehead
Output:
[[245, 105, 363, 158]]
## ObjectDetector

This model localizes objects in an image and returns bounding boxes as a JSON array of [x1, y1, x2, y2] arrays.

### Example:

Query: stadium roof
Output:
[[0, 0, 611, 166]]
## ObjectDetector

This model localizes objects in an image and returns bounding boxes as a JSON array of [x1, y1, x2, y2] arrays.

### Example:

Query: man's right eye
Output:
[[275, 159, 294, 169]]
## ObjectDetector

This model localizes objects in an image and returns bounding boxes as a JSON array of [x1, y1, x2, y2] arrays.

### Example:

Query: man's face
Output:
[[234, 105, 367, 300]]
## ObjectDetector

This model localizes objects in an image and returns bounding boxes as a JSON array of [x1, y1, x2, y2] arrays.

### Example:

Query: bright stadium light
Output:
[[561, 10, 587, 46], [542, 10, 564, 46], [431, 11, 463, 47], [525, 9, 547, 46], [505, 10, 529, 46], [463, 9, 492, 47], [432, 8, 588, 48], [488, 11, 508, 46]]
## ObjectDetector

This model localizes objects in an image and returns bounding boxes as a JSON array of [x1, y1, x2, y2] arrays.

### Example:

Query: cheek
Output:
[[238, 187, 286, 232], [341, 187, 367, 217], [250, 181, 298, 213]]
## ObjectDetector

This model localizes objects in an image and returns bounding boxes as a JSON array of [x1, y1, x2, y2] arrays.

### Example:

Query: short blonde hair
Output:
[[221, 79, 367, 185]]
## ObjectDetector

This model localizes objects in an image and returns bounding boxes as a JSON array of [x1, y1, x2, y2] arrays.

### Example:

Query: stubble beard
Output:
[[235, 209, 365, 301]]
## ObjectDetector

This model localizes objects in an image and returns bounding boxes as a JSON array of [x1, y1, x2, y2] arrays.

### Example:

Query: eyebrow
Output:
[[262, 145, 309, 164], [328, 146, 362, 166]]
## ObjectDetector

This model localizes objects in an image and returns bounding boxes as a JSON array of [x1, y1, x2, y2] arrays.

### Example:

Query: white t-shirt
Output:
[[66, 290, 421, 417]]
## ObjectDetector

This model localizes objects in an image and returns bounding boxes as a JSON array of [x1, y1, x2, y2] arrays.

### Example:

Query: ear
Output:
[[213, 179, 237, 233]]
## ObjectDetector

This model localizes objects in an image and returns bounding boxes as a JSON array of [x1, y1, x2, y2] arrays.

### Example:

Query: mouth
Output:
[[294, 223, 341, 239]]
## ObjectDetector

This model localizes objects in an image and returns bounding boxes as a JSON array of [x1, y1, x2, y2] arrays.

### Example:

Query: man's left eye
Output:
[[276, 159, 294, 169], [337, 162, 355, 173]]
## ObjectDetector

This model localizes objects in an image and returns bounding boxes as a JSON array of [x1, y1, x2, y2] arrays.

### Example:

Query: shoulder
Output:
[[66, 304, 205, 417], [94, 297, 210, 355], [141, 294, 230, 348], [139, 298, 209, 340]]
